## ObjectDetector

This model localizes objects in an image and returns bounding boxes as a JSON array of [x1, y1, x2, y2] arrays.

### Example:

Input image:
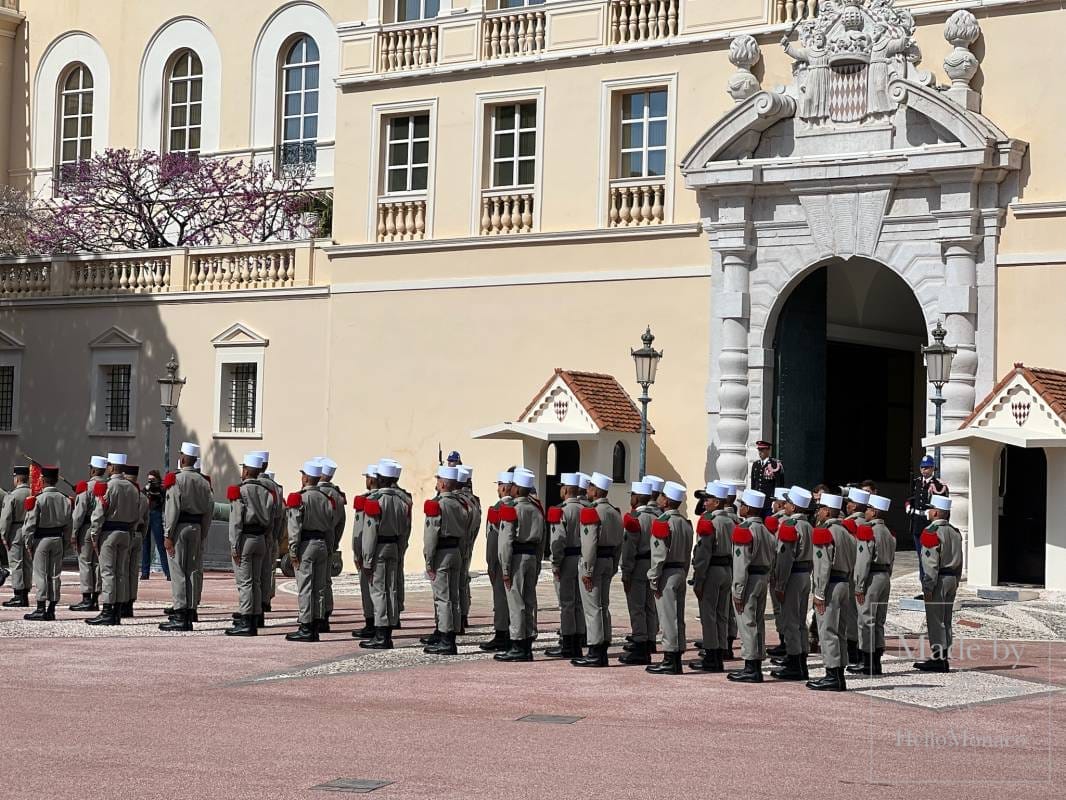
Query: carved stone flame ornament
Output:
[[780, 0, 919, 126], [727, 34, 762, 103]]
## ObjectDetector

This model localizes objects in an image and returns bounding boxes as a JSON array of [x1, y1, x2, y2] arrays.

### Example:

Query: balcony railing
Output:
[[480, 189, 535, 235], [378, 23, 439, 72], [376, 197, 427, 242], [483, 7, 547, 60], [0, 1, 19, 12], [773, 0, 821, 24], [609, 0, 679, 45], [608, 179, 666, 227], [0, 242, 318, 300]]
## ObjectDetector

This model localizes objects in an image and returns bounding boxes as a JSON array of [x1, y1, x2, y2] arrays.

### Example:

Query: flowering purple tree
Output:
[[0, 185, 32, 255], [31, 149, 316, 254]]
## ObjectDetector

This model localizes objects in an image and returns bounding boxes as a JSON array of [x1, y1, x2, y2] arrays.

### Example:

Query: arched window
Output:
[[166, 50, 203, 155], [57, 64, 93, 181], [280, 35, 319, 168], [612, 440, 627, 483]]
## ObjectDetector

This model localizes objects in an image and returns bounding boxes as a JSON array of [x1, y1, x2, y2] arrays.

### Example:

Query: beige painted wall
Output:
[[996, 265, 1066, 375]]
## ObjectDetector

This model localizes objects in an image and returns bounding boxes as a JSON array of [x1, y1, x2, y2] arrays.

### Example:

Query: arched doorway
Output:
[[772, 259, 926, 515], [997, 445, 1047, 586], [545, 440, 580, 506]]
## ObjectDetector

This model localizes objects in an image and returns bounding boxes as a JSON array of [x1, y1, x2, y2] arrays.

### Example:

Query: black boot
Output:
[[807, 666, 846, 691], [479, 630, 510, 652], [255, 613, 265, 629], [44, 602, 57, 621], [689, 649, 721, 672], [728, 659, 764, 683], [3, 590, 29, 608], [317, 617, 331, 634], [766, 643, 788, 658], [0, 567, 8, 587], [163, 606, 175, 615], [425, 631, 458, 655], [619, 641, 652, 666], [360, 627, 393, 649], [577, 632, 587, 649], [86, 603, 119, 626], [847, 650, 874, 675], [872, 648, 884, 676], [225, 614, 257, 637], [261, 602, 272, 613], [119, 601, 133, 619], [159, 609, 192, 632], [847, 640, 861, 666], [914, 658, 949, 673], [646, 651, 682, 675], [460, 615, 469, 635], [70, 593, 95, 611], [286, 623, 319, 642], [800, 655, 810, 680], [87, 593, 100, 611], [545, 634, 578, 659], [495, 638, 533, 662], [353, 619, 377, 639], [770, 654, 804, 681], [23, 601, 47, 621], [572, 642, 608, 668], [419, 629, 442, 646]]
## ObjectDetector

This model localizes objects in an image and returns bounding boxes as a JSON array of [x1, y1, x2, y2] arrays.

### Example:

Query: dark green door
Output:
[[773, 268, 827, 489]]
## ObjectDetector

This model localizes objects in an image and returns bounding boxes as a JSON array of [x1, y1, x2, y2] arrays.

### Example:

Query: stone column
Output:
[[709, 191, 754, 484]]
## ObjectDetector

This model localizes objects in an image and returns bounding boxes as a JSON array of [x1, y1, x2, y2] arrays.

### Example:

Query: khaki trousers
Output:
[[295, 539, 329, 625], [654, 568, 687, 652], [578, 558, 614, 646], [695, 565, 731, 651], [506, 553, 538, 640], [736, 574, 769, 661], [816, 579, 849, 668], [75, 528, 100, 594], [32, 536, 63, 602], [235, 533, 266, 616], [167, 524, 201, 611], [98, 529, 130, 606], [553, 556, 586, 637], [858, 572, 891, 652]]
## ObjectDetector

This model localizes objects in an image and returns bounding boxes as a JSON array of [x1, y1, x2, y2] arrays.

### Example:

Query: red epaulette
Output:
[[651, 519, 670, 540], [731, 524, 753, 545], [856, 524, 875, 542], [843, 518, 858, 536], [226, 485, 241, 502], [23, 496, 36, 511], [93, 482, 107, 498], [487, 506, 500, 525], [579, 507, 600, 525], [695, 517, 713, 537], [424, 499, 441, 517], [353, 495, 366, 511], [546, 507, 563, 524], [285, 492, 302, 509], [778, 524, 798, 543], [364, 499, 382, 517], [623, 513, 641, 533], [499, 505, 518, 523], [920, 529, 940, 548], [75, 480, 88, 495], [765, 515, 780, 534], [812, 527, 833, 546], [163, 472, 177, 489]]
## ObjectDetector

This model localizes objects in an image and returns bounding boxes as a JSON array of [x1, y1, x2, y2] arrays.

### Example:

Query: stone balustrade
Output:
[[608, 180, 666, 227], [480, 190, 534, 235], [0, 1, 19, 11], [0, 242, 317, 301], [774, 0, 820, 24], [378, 23, 439, 72], [483, 8, 546, 60], [377, 198, 427, 242], [609, 0, 679, 45]]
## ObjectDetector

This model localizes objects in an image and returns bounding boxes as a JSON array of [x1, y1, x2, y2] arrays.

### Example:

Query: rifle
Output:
[[20, 452, 77, 494]]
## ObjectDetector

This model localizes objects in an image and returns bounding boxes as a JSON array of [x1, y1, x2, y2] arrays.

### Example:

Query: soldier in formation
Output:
[[21, 465, 71, 620], [768, 486, 814, 681], [357, 459, 410, 649], [224, 453, 274, 636], [849, 493, 895, 675], [914, 494, 962, 672], [544, 472, 587, 660], [422, 465, 469, 656], [479, 470, 514, 653], [571, 472, 622, 668], [0, 465, 32, 608], [727, 490, 774, 683], [284, 460, 334, 642], [494, 468, 543, 663], [806, 492, 855, 691], [69, 456, 106, 611], [690, 481, 733, 672], [618, 480, 658, 666], [646, 481, 693, 675]]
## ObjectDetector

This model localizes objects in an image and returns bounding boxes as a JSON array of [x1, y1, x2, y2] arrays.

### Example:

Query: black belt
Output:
[[791, 560, 813, 573], [635, 551, 651, 560], [830, 570, 850, 579], [663, 560, 685, 570], [34, 527, 64, 538], [436, 537, 461, 550], [596, 546, 616, 559], [301, 531, 328, 541], [101, 522, 129, 532], [829, 575, 849, 584], [376, 535, 399, 545], [747, 566, 769, 575], [177, 513, 203, 525], [870, 564, 891, 573], [939, 568, 959, 577], [242, 525, 266, 536], [563, 546, 581, 557], [709, 556, 731, 566], [512, 543, 538, 555]]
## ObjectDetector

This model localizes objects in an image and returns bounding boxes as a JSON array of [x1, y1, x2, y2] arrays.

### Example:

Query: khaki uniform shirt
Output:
[[162, 469, 213, 540], [812, 517, 857, 601], [286, 486, 335, 558], [920, 518, 962, 591], [229, 479, 276, 552], [90, 475, 145, 542], [23, 486, 73, 542], [647, 508, 693, 587], [497, 495, 543, 578], [0, 484, 30, 546]]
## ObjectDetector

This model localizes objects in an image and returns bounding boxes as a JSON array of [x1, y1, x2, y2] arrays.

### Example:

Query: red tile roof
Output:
[[962, 363, 1066, 427], [519, 368, 653, 434]]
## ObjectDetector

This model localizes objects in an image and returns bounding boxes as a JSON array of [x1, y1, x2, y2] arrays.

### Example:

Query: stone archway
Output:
[[681, 1, 1028, 570]]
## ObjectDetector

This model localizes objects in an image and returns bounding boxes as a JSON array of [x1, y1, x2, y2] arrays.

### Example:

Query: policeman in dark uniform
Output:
[[906, 454, 948, 592], [749, 441, 785, 504]]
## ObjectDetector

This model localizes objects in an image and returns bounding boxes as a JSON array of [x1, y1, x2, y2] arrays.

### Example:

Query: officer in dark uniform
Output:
[[749, 441, 785, 507], [906, 454, 948, 592]]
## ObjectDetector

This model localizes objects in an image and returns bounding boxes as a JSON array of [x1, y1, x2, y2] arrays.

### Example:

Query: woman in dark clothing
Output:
[[141, 469, 171, 580]]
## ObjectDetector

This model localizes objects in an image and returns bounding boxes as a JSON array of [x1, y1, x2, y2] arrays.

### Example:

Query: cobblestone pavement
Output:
[[1, 565, 1063, 799]]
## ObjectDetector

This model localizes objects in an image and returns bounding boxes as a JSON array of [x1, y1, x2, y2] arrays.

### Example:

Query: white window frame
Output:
[[166, 50, 204, 156], [0, 333, 24, 436], [212, 324, 268, 439], [471, 87, 545, 235], [279, 35, 321, 170], [88, 329, 141, 438], [384, 113, 431, 195], [597, 74, 678, 227], [56, 64, 94, 181], [394, 0, 441, 23], [367, 98, 438, 241], [490, 102, 538, 190], [618, 89, 669, 180]]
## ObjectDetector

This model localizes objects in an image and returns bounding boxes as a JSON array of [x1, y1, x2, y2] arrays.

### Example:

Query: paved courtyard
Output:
[[1, 558, 1063, 799]]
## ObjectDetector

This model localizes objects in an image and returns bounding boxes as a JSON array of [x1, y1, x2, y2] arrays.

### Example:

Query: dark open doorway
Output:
[[998, 445, 1047, 586], [545, 440, 580, 506]]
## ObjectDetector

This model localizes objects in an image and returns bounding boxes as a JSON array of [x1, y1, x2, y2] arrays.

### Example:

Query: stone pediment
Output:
[[0, 330, 25, 350], [88, 326, 141, 349], [211, 322, 269, 348], [963, 365, 1066, 439]]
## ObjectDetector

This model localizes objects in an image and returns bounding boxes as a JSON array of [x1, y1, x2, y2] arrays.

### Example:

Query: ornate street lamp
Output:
[[157, 355, 186, 472], [922, 321, 956, 473], [631, 326, 663, 479]]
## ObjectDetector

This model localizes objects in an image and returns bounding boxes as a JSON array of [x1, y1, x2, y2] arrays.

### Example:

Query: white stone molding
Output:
[[250, 2, 339, 177], [212, 323, 268, 438], [138, 17, 223, 153], [31, 31, 111, 194], [943, 9, 981, 112], [0, 330, 25, 435], [87, 326, 142, 437]]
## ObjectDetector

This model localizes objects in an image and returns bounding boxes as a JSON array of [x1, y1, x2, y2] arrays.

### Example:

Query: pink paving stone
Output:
[[0, 572, 1063, 799]]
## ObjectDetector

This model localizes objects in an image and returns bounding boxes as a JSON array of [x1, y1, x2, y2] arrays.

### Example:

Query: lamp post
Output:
[[922, 321, 956, 473], [157, 355, 186, 472], [631, 326, 663, 479]]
